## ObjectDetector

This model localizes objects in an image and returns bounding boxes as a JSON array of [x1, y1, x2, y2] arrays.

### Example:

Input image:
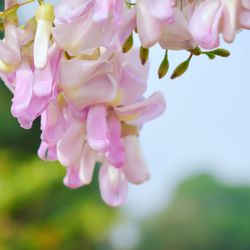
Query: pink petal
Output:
[[54, 0, 92, 23], [59, 58, 116, 109], [53, 12, 103, 55], [87, 105, 110, 152], [64, 166, 84, 189], [38, 141, 57, 161], [99, 162, 128, 207], [222, 1, 239, 43], [79, 142, 97, 184], [114, 92, 166, 126], [57, 121, 85, 167], [40, 102, 68, 144], [189, 0, 222, 49], [136, 0, 162, 48], [105, 115, 124, 168], [159, 9, 196, 50], [111, 49, 148, 106], [103, 8, 136, 49], [148, 0, 174, 23], [93, 0, 109, 22], [123, 136, 150, 184], [11, 61, 33, 117]]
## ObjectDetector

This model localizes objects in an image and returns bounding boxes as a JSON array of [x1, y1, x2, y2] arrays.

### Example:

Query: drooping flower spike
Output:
[[0, 0, 249, 206]]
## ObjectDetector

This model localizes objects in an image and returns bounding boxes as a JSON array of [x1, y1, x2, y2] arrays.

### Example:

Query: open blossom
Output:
[[36, 48, 165, 206], [52, 0, 135, 54], [50, 49, 166, 206], [11, 44, 62, 129], [136, 0, 175, 48], [189, 0, 250, 49]]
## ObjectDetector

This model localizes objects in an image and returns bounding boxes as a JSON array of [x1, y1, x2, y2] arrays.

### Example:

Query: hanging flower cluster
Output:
[[0, 0, 249, 206]]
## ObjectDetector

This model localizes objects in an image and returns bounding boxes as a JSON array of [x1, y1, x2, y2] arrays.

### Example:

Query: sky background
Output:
[[18, 3, 250, 219]]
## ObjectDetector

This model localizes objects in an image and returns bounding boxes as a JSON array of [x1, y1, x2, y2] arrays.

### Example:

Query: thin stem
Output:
[[37, 0, 44, 5]]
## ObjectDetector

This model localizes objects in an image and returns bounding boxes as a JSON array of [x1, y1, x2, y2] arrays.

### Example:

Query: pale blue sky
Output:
[[18, 3, 250, 217]]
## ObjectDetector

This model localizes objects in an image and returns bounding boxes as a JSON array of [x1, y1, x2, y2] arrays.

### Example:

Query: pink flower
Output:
[[189, 0, 241, 49], [239, 0, 250, 29], [93, 0, 123, 24], [136, 0, 175, 48], [56, 49, 166, 205], [52, 0, 135, 54], [159, 8, 196, 50], [11, 44, 62, 129]]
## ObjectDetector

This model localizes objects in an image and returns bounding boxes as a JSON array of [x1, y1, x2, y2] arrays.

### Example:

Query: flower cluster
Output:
[[0, 0, 249, 206]]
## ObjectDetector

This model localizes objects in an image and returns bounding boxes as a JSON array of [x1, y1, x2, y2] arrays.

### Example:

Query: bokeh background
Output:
[[1, 1, 250, 249]]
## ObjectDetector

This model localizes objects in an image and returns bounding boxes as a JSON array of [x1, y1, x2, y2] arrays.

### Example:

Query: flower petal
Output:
[[99, 162, 128, 207], [11, 61, 33, 118], [59, 58, 116, 108], [115, 92, 166, 126], [79, 142, 97, 184], [57, 121, 85, 167], [34, 20, 52, 69], [105, 115, 124, 168], [38, 141, 57, 161], [123, 136, 150, 184], [63, 166, 84, 189], [87, 105, 109, 152]]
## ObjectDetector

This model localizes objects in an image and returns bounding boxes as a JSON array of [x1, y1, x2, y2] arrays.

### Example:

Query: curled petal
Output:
[[99, 162, 128, 207], [115, 92, 166, 126]]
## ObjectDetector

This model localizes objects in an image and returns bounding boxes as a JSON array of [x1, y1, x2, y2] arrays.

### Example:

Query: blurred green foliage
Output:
[[0, 151, 117, 249], [137, 174, 250, 250]]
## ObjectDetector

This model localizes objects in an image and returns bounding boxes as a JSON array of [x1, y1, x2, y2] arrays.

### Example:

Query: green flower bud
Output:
[[140, 46, 149, 65], [171, 56, 192, 80], [158, 50, 169, 79], [210, 48, 230, 57], [122, 33, 133, 53]]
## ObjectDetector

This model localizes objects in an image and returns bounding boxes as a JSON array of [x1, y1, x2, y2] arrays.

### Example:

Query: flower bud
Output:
[[158, 50, 169, 79], [34, 3, 54, 69], [140, 46, 149, 65], [210, 48, 230, 57], [171, 56, 192, 80], [122, 33, 133, 53]]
